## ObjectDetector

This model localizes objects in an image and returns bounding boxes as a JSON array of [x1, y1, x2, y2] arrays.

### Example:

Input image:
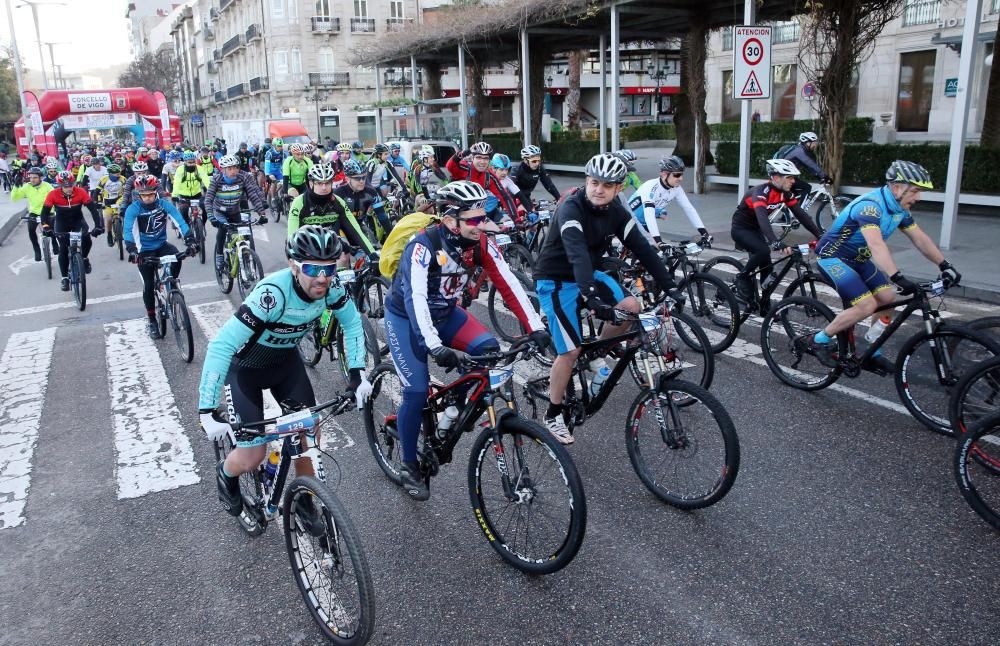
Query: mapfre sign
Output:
[[732, 26, 772, 99], [67, 92, 113, 113]]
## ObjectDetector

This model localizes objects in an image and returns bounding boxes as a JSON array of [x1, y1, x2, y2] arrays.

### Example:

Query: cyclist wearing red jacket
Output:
[[39, 170, 104, 291], [446, 141, 520, 222]]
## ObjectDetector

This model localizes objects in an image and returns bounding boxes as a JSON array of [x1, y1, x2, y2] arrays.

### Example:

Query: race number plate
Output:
[[685, 242, 703, 255], [237, 226, 251, 236], [927, 280, 946, 297], [275, 409, 316, 435], [638, 313, 662, 331], [798, 244, 811, 255], [538, 210, 551, 222], [159, 255, 177, 264], [69, 231, 83, 243], [489, 367, 515, 391], [240, 212, 251, 223], [337, 269, 357, 283], [495, 234, 512, 247]]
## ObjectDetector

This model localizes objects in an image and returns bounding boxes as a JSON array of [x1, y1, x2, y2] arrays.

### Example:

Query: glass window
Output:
[[291, 48, 302, 76], [316, 0, 331, 16], [354, 0, 368, 18], [318, 47, 335, 73], [390, 0, 403, 19], [271, 0, 283, 19], [274, 50, 288, 80], [771, 64, 797, 120], [287, 0, 297, 22], [721, 71, 740, 122], [897, 50, 936, 131]]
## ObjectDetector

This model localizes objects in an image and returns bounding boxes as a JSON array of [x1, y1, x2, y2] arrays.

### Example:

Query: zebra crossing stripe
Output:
[[0, 328, 57, 529], [104, 319, 200, 499], [1, 281, 219, 318]]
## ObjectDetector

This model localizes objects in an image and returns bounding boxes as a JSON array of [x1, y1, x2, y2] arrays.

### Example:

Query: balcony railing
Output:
[[308, 72, 350, 87], [771, 19, 799, 44], [902, 0, 940, 27], [221, 34, 244, 57], [249, 76, 268, 93], [383, 70, 422, 86], [311, 16, 341, 33], [245, 23, 262, 43], [214, 90, 225, 104], [350, 17, 375, 33], [722, 28, 732, 51], [386, 17, 414, 32], [227, 83, 247, 99], [203, 24, 215, 41], [212, 49, 222, 62]]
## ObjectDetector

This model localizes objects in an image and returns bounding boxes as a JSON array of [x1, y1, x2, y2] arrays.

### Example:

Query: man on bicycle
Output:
[[781, 132, 833, 204], [265, 138, 286, 208], [123, 176, 198, 339], [628, 155, 711, 247], [407, 146, 449, 201], [385, 180, 548, 500], [282, 143, 314, 199], [447, 141, 520, 224], [206, 154, 268, 271], [98, 164, 126, 247], [809, 160, 960, 373], [533, 153, 677, 444], [198, 226, 372, 520], [730, 159, 823, 301], [39, 170, 104, 291], [10, 166, 53, 261], [172, 151, 210, 227], [335, 159, 392, 239], [287, 163, 378, 263], [509, 144, 562, 212]]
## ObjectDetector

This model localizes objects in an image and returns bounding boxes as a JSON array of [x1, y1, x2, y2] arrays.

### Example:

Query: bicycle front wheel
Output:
[[954, 411, 1000, 531], [949, 356, 1000, 435], [43, 237, 52, 280], [814, 194, 852, 232], [487, 270, 538, 343], [298, 320, 325, 367], [237, 246, 265, 299], [216, 248, 234, 294], [362, 275, 390, 357], [503, 243, 534, 280], [681, 272, 740, 354], [71, 253, 86, 311], [363, 362, 405, 486], [194, 218, 206, 264], [630, 310, 714, 392], [283, 476, 376, 645], [169, 291, 195, 363], [760, 296, 843, 391], [625, 378, 740, 509], [895, 325, 1000, 435], [468, 414, 587, 575]]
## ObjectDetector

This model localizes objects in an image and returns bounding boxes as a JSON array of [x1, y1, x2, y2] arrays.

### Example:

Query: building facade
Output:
[[126, 0, 178, 58]]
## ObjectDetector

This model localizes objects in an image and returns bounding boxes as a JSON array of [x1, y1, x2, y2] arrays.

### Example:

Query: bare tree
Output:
[[674, 20, 712, 191], [798, 1, 904, 186], [118, 50, 181, 105], [564, 49, 586, 129], [981, 29, 1000, 148]]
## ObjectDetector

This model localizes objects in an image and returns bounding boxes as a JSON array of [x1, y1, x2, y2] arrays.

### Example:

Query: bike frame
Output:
[[223, 214, 255, 276], [840, 285, 946, 370], [739, 246, 818, 318]]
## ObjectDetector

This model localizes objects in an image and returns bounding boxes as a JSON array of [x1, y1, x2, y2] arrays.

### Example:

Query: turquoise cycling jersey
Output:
[[198, 268, 365, 410], [816, 185, 916, 264]]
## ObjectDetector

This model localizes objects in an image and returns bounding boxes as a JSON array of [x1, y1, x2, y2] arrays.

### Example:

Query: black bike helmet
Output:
[[659, 155, 685, 173], [286, 225, 343, 261], [373, 143, 389, 155]]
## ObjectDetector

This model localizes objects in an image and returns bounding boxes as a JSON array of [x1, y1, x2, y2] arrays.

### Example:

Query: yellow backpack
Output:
[[378, 212, 441, 278]]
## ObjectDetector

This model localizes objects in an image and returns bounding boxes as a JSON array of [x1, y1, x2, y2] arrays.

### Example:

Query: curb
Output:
[[0, 206, 27, 246]]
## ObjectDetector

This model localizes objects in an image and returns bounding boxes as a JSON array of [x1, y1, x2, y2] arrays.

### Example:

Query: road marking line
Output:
[[104, 318, 200, 499], [7, 253, 36, 276], [0, 328, 57, 529], [1, 281, 219, 318]]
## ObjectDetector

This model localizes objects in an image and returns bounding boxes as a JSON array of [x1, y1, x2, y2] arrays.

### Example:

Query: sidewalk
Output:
[[548, 146, 1000, 304], [0, 191, 28, 247]]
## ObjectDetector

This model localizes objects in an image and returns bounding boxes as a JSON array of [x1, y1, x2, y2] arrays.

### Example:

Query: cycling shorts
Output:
[[816, 257, 892, 307], [222, 353, 316, 448], [535, 270, 626, 355]]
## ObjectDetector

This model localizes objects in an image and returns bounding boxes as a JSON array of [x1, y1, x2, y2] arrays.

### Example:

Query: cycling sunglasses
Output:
[[293, 260, 338, 278], [459, 215, 488, 226]]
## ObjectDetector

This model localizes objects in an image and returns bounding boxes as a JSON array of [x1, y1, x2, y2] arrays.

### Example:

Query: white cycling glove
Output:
[[355, 372, 374, 410], [200, 412, 230, 442]]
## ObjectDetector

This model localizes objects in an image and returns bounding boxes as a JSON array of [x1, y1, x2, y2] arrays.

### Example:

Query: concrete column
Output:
[[737, 0, 755, 199], [410, 54, 419, 137], [599, 33, 606, 154], [374, 63, 384, 143], [940, 0, 983, 250], [610, 2, 620, 152], [521, 28, 531, 146], [458, 46, 468, 149]]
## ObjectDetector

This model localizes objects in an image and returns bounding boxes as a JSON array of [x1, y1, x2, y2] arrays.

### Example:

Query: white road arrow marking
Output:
[[8, 254, 36, 276]]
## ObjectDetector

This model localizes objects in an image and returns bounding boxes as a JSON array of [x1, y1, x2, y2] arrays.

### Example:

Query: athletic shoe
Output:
[[60, 277, 69, 291], [399, 460, 429, 501], [146, 319, 162, 340], [544, 414, 574, 445], [83, 258, 92, 274], [216, 461, 242, 516], [806, 336, 839, 368], [106, 232, 114, 247]]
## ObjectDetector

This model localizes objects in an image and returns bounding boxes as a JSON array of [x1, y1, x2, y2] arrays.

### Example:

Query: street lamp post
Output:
[[4, 0, 31, 143], [646, 63, 666, 123], [306, 90, 326, 141], [15, 0, 68, 91]]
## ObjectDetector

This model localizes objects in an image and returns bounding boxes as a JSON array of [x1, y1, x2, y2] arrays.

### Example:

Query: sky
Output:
[[0, 0, 132, 75]]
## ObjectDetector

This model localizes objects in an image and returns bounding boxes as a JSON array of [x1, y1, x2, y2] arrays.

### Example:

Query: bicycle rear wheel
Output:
[[283, 476, 375, 645], [760, 296, 843, 391], [211, 434, 266, 537], [681, 272, 740, 354], [114, 218, 124, 261], [363, 275, 390, 356], [625, 378, 740, 509], [336, 317, 381, 383], [954, 411, 1000, 531], [895, 325, 1000, 435], [487, 270, 537, 343], [237, 246, 265, 299], [194, 218, 206, 264], [814, 194, 852, 232], [968, 316, 1000, 346], [169, 291, 195, 363], [298, 320, 325, 367], [949, 356, 1000, 436], [42, 237, 52, 280], [468, 414, 587, 575], [503, 243, 534, 280], [71, 253, 86, 311], [362, 362, 406, 486]]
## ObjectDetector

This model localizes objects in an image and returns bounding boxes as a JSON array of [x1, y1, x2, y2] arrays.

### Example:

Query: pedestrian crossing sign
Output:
[[740, 71, 764, 97]]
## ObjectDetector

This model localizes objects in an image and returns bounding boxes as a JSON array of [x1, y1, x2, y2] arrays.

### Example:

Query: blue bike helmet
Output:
[[490, 153, 511, 170]]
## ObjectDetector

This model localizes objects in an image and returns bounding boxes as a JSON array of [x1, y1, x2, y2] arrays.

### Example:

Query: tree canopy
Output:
[[0, 48, 22, 122]]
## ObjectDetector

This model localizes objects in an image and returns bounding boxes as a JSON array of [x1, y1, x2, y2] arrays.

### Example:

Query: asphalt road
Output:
[[1, 203, 999, 646]]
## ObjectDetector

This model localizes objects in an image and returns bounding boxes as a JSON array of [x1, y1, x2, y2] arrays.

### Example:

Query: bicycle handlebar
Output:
[[140, 247, 197, 266], [223, 393, 355, 434], [459, 337, 541, 368]]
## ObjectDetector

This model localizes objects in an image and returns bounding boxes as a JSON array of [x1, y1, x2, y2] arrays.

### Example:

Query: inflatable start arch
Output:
[[16, 87, 180, 157]]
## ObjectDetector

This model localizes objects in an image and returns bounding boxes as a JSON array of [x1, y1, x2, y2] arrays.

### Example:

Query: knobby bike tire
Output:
[[680, 272, 740, 354], [170, 291, 195, 363], [363, 362, 406, 486], [283, 475, 376, 645], [895, 325, 1000, 435], [630, 309, 715, 392], [625, 378, 740, 509], [814, 194, 852, 233], [760, 295, 844, 391], [967, 316, 1000, 346], [71, 253, 87, 311], [43, 237, 52, 280], [216, 248, 234, 294], [954, 410, 1000, 531], [237, 246, 265, 300], [298, 320, 325, 367], [212, 434, 267, 537], [362, 276, 390, 357], [949, 356, 1000, 436], [503, 243, 535, 279], [194, 219, 206, 264], [467, 413, 587, 575], [487, 269, 537, 343], [768, 208, 794, 243]]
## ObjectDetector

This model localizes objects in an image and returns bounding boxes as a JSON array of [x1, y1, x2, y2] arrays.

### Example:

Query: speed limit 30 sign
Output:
[[733, 25, 772, 99]]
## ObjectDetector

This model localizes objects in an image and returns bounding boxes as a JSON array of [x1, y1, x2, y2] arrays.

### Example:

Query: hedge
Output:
[[713, 141, 1000, 193], [709, 117, 874, 143]]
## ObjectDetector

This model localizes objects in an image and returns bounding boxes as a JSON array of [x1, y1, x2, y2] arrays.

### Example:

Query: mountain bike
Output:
[[145, 249, 196, 363], [23, 214, 53, 279], [362, 340, 587, 574], [954, 410, 1000, 531], [108, 203, 125, 261], [521, 302, 739, 509], [948, 356, 1000, 436], [62, 230, 92, 311], [215, 213, 265, 299], [212, 393, 375, 644], [768, 184, 851, 240], [761, 279, 1000, 435], [177, 197, 206, 264]]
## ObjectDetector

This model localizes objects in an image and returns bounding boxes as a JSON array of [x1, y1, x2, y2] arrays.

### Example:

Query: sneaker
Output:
[[734, 274, 754, 302], [33, 249, 41, 262], [293, 496, 326, 537], [544, 414, 575, 445], [216, 461, 243, 516], [806, 336, 839, 368], [399, 460, 430, 501], [215, 254, 225, 272], [83, 258, 92, 274], [60, 277, 70, 291], [146, 319, 162, 340], [862, 353, 894, 376]]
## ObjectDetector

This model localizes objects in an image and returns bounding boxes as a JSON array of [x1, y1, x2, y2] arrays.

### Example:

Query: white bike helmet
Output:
[[219, 154, 240, 168], [585, 153, 628, 183], [288, 143, 304, 154], [469, 141, 493, 156], [435, 180, 488, 215], [520, 144, 542, 159], [799, 131, 818, 143], [131, 160, 149, 173], [765, 159, 800, 176], [308, 163, 336, 182]]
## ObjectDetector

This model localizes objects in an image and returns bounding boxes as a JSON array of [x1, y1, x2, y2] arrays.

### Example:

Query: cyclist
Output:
[[123, 176, 198, 339], [0, 152, 11, 192], [173, 152, 210, 226], [331, 142, 353, 177], [121, 160, 160, 209], [386, 142, 410, 184], [628, 156, 711, 247], [160, 151, 180, 192], [83, 156, 108, 204], [98, 164, 126, 247], [282, 143, 314, 199], [730, 159, 823, 301], [286, 163, 378, 262], [198, 226, 372, 518], [265, 138, 286, 207], [365, 143, 405, 195], [810, 160, 960, 373], [384, 180, 548, 500], [407, 147, 449, 200], [39, 170, 104, 291], [350, 140, 367, 164], [146, 148, 165, 182], [533, 153, 677, 444], [446, 142, 519, 223], [488, 153, 525, 226], [613, 149, 642, 197], [207, 154, 268, 271], [44, 159, 61, 187], [335, 159, 392, 237], [781, 131, 833, 204], [510, 144, 562, 211], [197, 147, 217, 178], [10, 166, 53, 261]]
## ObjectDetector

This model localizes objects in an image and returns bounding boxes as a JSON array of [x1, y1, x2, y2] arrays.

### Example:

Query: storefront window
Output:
[[897, 50, 936, 131], [771, 64, 797, 120], [721, 71, 740, 122]]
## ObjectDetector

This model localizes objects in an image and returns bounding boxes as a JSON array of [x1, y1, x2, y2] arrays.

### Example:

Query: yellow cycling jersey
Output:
[[99, 175, 125, 203]]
